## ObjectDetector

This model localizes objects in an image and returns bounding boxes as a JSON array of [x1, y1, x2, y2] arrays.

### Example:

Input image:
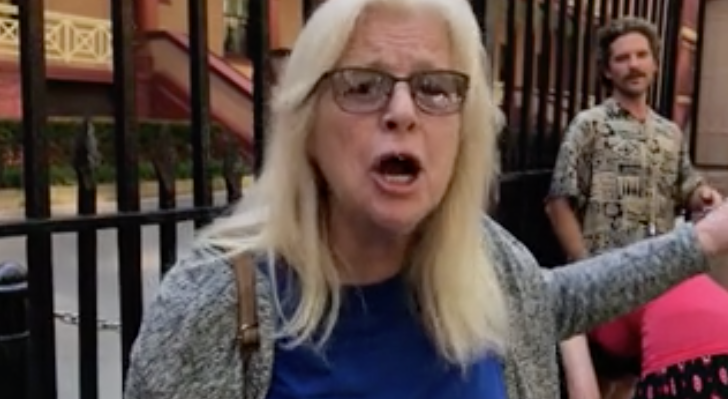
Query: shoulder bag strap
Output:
[[232, 255, 261, 367]]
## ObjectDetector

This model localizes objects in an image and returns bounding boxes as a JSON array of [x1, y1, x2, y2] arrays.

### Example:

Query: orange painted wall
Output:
[[277, 0, 304, 48], [45, 0, 109, 19], [157, 0, 225, 56]]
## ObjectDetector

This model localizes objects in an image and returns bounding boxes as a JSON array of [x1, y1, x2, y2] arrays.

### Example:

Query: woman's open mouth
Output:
[[371, 152, 423, 192]]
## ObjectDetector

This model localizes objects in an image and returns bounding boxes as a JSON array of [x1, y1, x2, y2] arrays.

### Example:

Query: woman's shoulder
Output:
[[150, 247, 239, 323], [124, 247, 246, 397], [480, 216, 561, 396], [480, 215, 551, 308], [481, 215, 541, 275]]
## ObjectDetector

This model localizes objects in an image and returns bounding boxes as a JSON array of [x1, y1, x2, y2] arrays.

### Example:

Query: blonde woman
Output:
[[124, 0, 728, 398]]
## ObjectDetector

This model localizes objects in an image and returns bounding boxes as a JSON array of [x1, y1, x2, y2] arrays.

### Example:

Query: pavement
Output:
[[0, 191, 230, 399]]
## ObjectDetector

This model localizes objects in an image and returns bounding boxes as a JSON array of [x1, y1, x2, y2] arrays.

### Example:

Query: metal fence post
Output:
[[249, 0, 269, 176], [0, 261, 28, 398]]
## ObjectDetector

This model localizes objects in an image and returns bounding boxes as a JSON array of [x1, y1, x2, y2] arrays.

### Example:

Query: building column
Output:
[[133, 0, 158, 118]]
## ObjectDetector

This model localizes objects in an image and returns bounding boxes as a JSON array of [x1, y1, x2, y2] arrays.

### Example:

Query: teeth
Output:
[[383, 174, 415, 184]]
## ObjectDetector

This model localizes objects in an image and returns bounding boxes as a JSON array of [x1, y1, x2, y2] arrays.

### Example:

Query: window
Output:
[[224, 0, 248, 58]]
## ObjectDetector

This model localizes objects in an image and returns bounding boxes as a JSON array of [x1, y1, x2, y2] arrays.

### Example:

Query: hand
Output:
[[689, 185, 723, 214], [695, 201, 728, 259], [566, 382, 602, 399], [604, 377, 637, 399]]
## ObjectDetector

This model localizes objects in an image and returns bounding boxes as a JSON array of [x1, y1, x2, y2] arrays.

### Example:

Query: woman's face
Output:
[[309, 6, 463, 235]]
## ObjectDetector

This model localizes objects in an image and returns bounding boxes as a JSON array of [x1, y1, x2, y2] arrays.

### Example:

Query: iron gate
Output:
[[0, 0, 703, 398]]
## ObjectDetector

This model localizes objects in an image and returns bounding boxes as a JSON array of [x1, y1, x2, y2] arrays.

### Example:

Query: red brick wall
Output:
[[148, 72, 190, 120], [0, 71, 22, 118]]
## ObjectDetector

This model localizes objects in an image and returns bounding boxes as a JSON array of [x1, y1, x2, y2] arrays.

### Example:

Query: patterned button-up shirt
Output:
[[549, 98, 704, 255]]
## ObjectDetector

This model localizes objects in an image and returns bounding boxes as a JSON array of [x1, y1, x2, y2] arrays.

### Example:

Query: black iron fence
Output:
[[0, 0, 253, 397], [0, 0, 704, 398]]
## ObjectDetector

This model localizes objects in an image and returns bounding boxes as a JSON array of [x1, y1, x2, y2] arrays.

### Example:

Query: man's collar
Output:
[[603, 97, 655, 121]]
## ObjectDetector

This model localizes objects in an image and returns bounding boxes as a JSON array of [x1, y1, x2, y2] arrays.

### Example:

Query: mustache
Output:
[[625, 71, 647, 79]]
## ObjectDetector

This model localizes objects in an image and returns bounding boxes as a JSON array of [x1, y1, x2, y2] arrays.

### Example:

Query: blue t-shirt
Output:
[[266, 270, 507, 399]]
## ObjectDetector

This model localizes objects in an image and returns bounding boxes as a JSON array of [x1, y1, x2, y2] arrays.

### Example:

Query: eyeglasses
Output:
[[319, 67, 469, 116]]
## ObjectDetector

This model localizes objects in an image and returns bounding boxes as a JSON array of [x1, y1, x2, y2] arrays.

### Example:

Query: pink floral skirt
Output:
[[635, 354, 728, 399]]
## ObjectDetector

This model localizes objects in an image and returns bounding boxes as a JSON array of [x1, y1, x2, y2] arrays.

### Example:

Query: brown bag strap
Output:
[[232, 255, 260, 364]]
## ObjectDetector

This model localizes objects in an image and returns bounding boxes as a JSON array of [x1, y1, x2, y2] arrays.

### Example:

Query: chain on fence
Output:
[[53, 310, 121, 332]]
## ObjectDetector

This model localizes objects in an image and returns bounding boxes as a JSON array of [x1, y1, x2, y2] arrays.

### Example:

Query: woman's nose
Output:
[[382, 84, 418, 133]]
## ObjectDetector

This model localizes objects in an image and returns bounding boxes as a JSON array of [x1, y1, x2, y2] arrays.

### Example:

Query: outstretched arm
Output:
[[546, 224, 709, 340]]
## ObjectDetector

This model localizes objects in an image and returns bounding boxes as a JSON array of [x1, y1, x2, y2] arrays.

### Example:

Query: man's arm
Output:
[[672, 129, 726, 225], [675, 130, 707, 210], [545, 199, 589, 261], [545, 115, 593, 260], [546, 115, 599, 398]]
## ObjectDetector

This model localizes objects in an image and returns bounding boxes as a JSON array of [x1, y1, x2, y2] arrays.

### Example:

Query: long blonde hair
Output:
[[198, 0, 509, 366]]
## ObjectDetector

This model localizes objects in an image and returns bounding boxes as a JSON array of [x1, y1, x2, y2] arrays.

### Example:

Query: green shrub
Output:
[[0, 118, 246, 188]]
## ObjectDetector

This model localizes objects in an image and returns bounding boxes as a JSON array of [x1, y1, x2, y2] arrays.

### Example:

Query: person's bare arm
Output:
[[545, 114, 593, 261], [674, 128, 706, 211], [545, 199, 588, 261], [546, 115, 599, 398], [560, 335, 601, 399]]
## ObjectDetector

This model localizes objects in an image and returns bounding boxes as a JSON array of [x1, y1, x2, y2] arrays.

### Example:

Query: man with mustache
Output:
[[545, 17, 723, 399]]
